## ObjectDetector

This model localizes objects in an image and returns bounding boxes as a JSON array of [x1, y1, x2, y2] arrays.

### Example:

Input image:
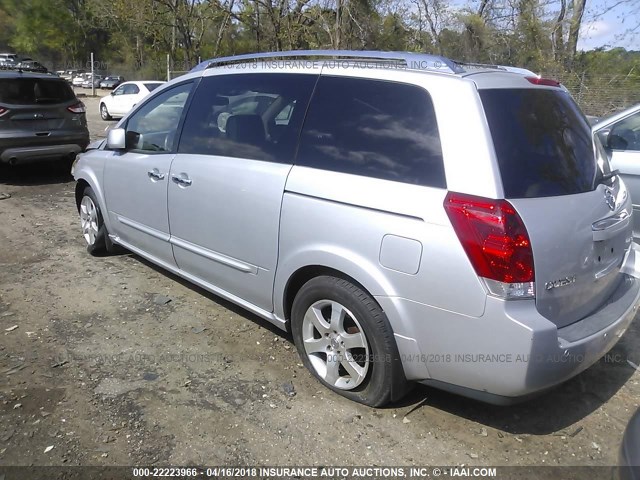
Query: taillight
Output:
[[0, 107, 8, 117], [444, 192, 535, 299], [67, 102, 86, 114], [525, 76, 561, 87]]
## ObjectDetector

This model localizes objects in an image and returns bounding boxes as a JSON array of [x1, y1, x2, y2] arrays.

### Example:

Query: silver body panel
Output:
[[593, 104, 640, 240], [73, 56, 640, 404]]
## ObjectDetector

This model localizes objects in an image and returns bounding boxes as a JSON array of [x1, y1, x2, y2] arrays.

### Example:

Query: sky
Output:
[[578, 0, 640, 50]]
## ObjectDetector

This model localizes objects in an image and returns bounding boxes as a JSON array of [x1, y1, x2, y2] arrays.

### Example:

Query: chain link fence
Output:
[[544, 72, 640, 118]]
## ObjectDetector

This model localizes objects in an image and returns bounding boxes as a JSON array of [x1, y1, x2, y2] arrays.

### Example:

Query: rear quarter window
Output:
[[296, 76, 445, 188], [0, 78, 76, 105], [480, 88, 597, 198], [144, 83, 163, 92]]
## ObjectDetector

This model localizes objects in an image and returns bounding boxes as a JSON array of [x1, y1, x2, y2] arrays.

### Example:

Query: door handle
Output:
[[171, 174, 192, 187], [147, 168, 165, 181]]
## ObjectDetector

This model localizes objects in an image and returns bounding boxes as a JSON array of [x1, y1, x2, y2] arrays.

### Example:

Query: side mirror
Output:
[[110, 91, 115, 95], [106, 128, 126, 150]]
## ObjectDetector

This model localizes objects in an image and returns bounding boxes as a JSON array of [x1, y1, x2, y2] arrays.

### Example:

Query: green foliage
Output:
[[0, 0, 638, 105]]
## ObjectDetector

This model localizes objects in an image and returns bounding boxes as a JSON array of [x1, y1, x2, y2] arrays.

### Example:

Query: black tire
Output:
[[291, 275, 409, 407], [79, 186, 108, 256], [100, 103, 111, 121]]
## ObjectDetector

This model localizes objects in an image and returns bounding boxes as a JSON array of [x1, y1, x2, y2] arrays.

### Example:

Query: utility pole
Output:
[[90, 52, 95, 97]]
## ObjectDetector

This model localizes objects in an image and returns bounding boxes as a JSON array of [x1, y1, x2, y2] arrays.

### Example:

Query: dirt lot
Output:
[[0, 93, 639, 472]]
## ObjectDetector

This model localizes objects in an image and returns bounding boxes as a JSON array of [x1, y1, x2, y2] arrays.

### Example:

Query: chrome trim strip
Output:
[[116, 215, 170, 242], [170, 236, 258, 274]]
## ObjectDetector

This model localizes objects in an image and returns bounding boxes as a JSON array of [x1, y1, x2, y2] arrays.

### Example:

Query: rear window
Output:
[[144, 83, 163, 92], [0, 78, 76, 105], [480, 88, 597, 198]]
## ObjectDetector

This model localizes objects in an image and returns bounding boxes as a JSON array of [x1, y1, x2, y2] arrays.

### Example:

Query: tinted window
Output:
[[123, 84, 140, 95], [480, 89, 598, 198], [124, 82, 192, 153], [0, 78, 75, 105], [178, 73, 317, 163], [608, 110, 640, 152], [297, 76, 445, 187], [144, 83, 163, 92]]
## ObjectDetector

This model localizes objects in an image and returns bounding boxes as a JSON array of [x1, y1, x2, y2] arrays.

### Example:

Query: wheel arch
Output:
[[74, 172, 113, 233], [282, 265, 373, 324]]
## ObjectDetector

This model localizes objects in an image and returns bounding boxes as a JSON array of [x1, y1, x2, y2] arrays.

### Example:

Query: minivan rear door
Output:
[[479, 86, 633, 328]]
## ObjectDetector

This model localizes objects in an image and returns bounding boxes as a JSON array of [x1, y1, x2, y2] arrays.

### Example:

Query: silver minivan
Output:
[[72, 50, 640, 406]]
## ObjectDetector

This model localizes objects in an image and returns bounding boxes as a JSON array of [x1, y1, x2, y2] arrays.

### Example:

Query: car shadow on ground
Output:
[[107, 250, 639, 437], [394, 327, 638, 435], [124, 252, 291, 339], [0, 161, 74, 186]]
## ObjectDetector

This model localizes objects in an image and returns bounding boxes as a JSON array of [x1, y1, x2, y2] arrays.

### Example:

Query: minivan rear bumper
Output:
[[0, 144, 85, 164], [377, 273, 640, 405]]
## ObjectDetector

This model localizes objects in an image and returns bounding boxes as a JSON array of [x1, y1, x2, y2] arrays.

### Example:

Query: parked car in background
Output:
[[100, 76, 125, 89], [0, 53, 18, 65], [82, 75, 103, 88], [620, 408, 640, 479], [0, 68, 89, 165], [15, 60, 48, 73], [593, 103, 640, 240], [61, 69, 85, 83], [99, 80, 164, 120], [72, 73, 89, 87], [75, 50, 640, 407]]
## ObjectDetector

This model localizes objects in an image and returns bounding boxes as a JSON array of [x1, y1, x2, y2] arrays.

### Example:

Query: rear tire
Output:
[[291, 275, 408, 407], [100, 103, 111, 121]]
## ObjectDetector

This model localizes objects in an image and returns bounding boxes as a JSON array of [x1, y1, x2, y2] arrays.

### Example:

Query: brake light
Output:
[[0, 107, 8, 117], [525, 76, 561, 87], [67, 102, 86, 114], [444, 192, 535, 299]]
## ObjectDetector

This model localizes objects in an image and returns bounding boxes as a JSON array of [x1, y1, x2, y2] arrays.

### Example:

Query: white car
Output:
[[99, 81, 165, 120], [72, 74, 87, 87]]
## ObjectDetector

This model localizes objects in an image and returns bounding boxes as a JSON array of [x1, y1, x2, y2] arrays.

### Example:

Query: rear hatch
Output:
[[479, 85, 633, 328], [0, 76, 87, 140]]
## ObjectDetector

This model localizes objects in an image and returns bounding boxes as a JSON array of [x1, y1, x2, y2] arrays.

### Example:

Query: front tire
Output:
[[79, 187, 108, 255], [291, 275, 408, 407], [100, 103, 112, 121]]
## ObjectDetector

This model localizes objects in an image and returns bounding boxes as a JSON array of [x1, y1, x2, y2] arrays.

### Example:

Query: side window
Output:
[[123, 84, 140, 95], [608, 111, 640, 152], [113, 85, 125, 96], [275, 102, 295, 125], [297, 76, 446, 188], [178, 73, 317, 163], [124, 82, 193, 153]]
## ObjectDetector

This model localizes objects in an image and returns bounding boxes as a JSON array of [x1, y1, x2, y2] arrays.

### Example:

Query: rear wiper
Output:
[[600, 169, 619, 182]]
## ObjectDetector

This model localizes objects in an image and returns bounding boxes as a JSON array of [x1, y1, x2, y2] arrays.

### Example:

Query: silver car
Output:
[[593, 104, 640, 240], [72, 50, 640, 407]]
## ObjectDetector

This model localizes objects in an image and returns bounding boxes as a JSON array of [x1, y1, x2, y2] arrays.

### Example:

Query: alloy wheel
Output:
[[301, 299, 370, 390]]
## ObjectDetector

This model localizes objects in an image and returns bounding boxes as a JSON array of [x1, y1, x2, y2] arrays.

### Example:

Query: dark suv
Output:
[[0, 69, 89, 165]]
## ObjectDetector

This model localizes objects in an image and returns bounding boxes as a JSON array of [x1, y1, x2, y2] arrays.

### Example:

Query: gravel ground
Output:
[[0, 92, 639, 473]]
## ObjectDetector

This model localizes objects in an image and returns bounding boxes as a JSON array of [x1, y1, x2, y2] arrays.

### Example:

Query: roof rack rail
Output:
[[191, 50, 465, 74], [0, 64, 51, 74], [455, 61, 538, 76]]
